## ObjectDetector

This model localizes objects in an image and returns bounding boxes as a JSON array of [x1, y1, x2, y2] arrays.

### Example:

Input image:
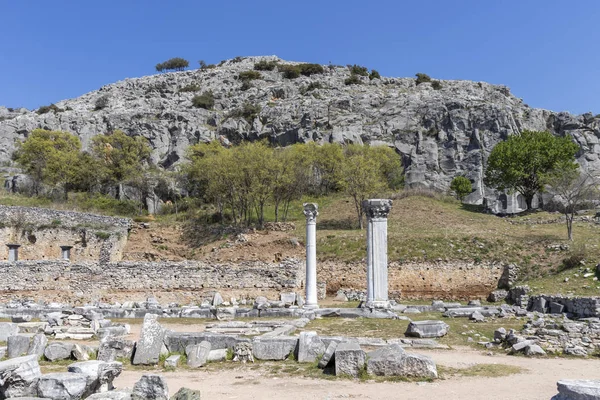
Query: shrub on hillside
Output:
[[229, 102, 261, 124], [191, 91, 215, 109], [348, 64, 369, 76], [156, 57, 189, 72], [278, 64, 300, 79], [300, 82, 323, 95], [559, 244, 587, 271], [297, 63, 324, 76], [36, 104, 64, 114], [254, 60, 278, 71], [415, 73, 432, 85], [344, 74, 362, 85], [179, 83, 201, 92], [238, 70, 262, 81], [94, 95, 109, 111], [450, 176, 472, 201], [369, 69, 381, 80], [432, 80, 442, 90]]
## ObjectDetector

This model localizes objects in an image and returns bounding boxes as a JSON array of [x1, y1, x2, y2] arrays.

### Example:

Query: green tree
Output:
[[340, 145, 389, 229], [13, 129, 82, 199], [484, 130, 579, 210], [450, 176, 472, 201], [156, 57, 189, 72], [546, 167, 598, 241], [91, 130, 152, 199], [415, 73, 431, 85]]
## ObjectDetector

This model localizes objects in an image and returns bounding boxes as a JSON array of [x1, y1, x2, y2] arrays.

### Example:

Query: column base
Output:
[[364, 300, 391, 309], [303, 304, 320, 310]]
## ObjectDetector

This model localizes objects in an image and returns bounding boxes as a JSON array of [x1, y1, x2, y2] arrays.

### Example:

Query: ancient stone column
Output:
[[303, 203, 319, 309], [60, 246, 73, 261], [363, 199, 392, 309], [7, 244, 20, 262]]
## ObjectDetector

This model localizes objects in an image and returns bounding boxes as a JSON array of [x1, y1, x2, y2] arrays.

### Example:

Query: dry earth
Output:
[[114, 348, 599, 400]]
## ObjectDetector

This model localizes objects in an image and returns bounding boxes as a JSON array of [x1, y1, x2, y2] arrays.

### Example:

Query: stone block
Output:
[[164, 355, 180, 368], [97, 326, 129, 340], [37, 372, 89, 400], [28, 333, 47, 358], [97, 338, 136, 362], [186, 341, 211, 368], [44, 342, 74, 361], [132, 374, 169, 400], [531, 297, 547, 313], [171, 387, 202, 400], [318, 341, 338, 369], [396, 353, 438, 379], [252, 337, 297, 361], [334, 342, 365, 377], [487, 290, 508, 303], [7, 335, 31, 358], [524, 344, 546, 356], [164, 332, 249, 353], [298, 331, 325, 363], [405, 320, 449, 338], [11, 315, 32, 323], [0, 322, 19, 341], [280, 292, 296, 305], [72, 343, 95, 361], [552, 380, 600, 400], [207, 348, 228, 362], [132, 314, 165, 365], [366, 344, 406, 376], [550, 302, 565, 314], [511, 340, 534, 353], [86, 391, 132, 399], [0, 355, 41, 398]]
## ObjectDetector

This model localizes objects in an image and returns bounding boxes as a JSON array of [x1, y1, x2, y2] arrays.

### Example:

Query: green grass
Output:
[[438, 363, 524, 378], [307, 313, 524, 350]]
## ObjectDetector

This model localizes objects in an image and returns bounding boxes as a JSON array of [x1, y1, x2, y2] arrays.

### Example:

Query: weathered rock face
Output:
[[2, 56, 599, 204]]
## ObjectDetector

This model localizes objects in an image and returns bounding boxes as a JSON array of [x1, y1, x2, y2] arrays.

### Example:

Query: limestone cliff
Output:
[[1, 56, 599, 204]]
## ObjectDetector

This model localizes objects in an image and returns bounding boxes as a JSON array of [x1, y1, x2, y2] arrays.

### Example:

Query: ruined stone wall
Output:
[[0, 205, 131, 262], [318, 261, 505, 300], [528, 294, 600, 318], [0, 258, 304, 304]]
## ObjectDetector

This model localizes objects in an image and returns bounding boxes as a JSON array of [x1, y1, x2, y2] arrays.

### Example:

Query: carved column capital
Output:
[[362, 199, 392, 220], [303, 203, 319, 223]]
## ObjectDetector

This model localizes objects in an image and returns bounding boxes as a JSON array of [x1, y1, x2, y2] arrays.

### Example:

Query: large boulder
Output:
[[0, 322, 19, 341], [7, 335, 31, 359], [367, 344, 437, 379], [297, 331, 325, 363], [37, 372, 89, 400], [334, 342, 365, 378], [405, 320, 449, 338], [132, 374, 169, 400], [97, 338, 136, 362], [28, 333, 48, 358], [0, 355, 42, 398], [44, 342, 74, 361], [552, 379, 600, 400], [252, 337, 297, 361], [186, 341, 211, 368], [132, 314, 165, 365], [170, 387, 202, 400]]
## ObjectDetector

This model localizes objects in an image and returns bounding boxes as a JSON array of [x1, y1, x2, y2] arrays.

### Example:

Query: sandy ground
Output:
[[113, 347, 600, 400]]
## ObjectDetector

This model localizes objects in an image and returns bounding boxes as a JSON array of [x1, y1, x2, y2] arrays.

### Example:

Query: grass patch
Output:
[[438, 363, 524, 378]]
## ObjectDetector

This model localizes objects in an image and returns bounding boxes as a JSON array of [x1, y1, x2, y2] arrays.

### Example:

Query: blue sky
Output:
[[1, 1, 599, 114]]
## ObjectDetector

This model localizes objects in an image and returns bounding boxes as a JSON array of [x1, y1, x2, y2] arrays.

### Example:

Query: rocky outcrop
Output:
[[1, 56, 599, 204]]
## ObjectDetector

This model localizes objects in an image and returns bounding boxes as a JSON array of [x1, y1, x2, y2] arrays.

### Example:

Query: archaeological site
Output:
[[2, 5, 600, 397]]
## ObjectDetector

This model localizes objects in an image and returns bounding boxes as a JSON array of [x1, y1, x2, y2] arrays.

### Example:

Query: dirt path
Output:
[[114, 347, 600, 400]]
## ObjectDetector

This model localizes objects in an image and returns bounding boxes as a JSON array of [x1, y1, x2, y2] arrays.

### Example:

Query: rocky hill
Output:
[[1, 56, 599, 204]]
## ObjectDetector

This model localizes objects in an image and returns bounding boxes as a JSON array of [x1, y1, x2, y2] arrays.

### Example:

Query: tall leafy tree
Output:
[[484, 130, 579, 209], [91, 130, 152, 199], [13, 129, 82, 198]]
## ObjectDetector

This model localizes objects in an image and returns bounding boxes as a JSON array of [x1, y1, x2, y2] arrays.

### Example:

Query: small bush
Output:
[[238, 70, 262, 82], [179, 83, 201, 92], [297, 63, 324, 76], [231, 56, 244, 63], [344, 74, 362, 85], [240, 81, 253, 91], [229, 102, 261, 124], [450, 176, 472, 201], [431, 80, 442, 90], [37, 104, 64, 114], [415, 73, 432, 85], [300, 82, 323, 95], [94, 231, 111, 240], [192, 91, 215, 110], [278, 64, 301, 79], [94, 95, 109, 111], [348, 64, 369, 76], [254, 60, 278, 71], [369, 69, 381, 80]]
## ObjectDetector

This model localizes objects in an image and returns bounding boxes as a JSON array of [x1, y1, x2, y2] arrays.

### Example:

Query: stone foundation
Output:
[[0, 259, 304, 304], [319, 261, 506, 300]]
